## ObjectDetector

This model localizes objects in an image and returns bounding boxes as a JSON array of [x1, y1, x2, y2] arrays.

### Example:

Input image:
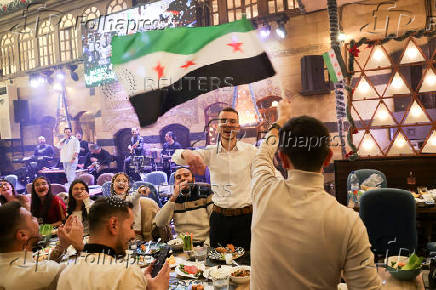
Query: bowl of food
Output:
[[386, 254, 423, 281], [167, 238, 184, 251], [230, 266, 251, 283]]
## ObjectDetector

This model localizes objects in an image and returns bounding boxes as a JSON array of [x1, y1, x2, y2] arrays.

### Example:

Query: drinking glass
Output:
[[212, 276, 229, 290]]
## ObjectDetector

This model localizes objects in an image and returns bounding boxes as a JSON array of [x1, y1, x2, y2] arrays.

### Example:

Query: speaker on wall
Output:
[[300, 55, 331, 96], [13, 100, 29, 123]]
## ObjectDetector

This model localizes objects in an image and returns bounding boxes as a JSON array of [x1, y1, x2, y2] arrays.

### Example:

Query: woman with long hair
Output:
[[0, 179, 30, 210], [111, 172, 161, 241], [67, 179, 93, 235], [30, 176, 66, 226]]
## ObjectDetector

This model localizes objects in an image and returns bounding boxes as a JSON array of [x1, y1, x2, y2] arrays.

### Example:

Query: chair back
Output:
[[131, 181, 162, 207], [78, 173, 95, 186], [142, 171, 167, 186], [51, 184, 67, 195], [359, 188, 417, 256], [102, 181, 112, 197], [169, 172, 175, 185], [5, 174, 18, 188], [97, 173, 114, 186], [347, 169, 387, 191]]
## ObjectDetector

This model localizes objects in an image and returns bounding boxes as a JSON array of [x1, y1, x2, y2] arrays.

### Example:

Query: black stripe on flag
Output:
[[129, 52, 275, 127]]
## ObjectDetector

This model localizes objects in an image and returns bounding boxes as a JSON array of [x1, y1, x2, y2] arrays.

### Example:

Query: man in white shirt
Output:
[[57, 128, 80, 189], [0, 202, 84, 290], [172, 107, 256, 249], [57, 196, 170, 290], [250, 100, 381, 290]]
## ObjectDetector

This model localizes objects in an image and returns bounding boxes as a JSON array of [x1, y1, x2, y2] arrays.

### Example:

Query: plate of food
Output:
[[168, 238, 184, 251], [33, 245, 56, 262], [175, 263, 205, 279], [208, 244, 244, 261], [230, 266, 251, 283], [203, 265, 232, 280]]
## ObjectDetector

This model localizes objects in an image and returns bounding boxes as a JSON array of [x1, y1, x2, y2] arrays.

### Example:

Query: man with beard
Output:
[[32, 136, 54, 170], [172, 107, 256, 249], [154, 167, 213, 245], [57, 196, 170, 290], [0, 202, 84, 290]]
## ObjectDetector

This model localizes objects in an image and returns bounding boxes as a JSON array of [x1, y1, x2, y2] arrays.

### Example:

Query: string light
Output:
[[373, 47, 385, 61], [391, 74, 404, 89], [430, 133, 436, 146], [424, 73, 436, 86], [375, 106, 389, 121], [362, 136, 375, 150], [410, 102, 424, 117], [357, 78, 371, 94], [338, 32, 347, 42], [395, 134, 407, 147], [405, 46, 419, 60]]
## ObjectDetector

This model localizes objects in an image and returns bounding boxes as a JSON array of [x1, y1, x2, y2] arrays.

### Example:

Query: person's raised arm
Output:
[[252, 99, 292, 202], [172, 149, 209, 176]]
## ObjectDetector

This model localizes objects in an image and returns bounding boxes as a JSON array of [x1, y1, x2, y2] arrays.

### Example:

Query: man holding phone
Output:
[[154, 167, 213, 245], [56, 128, 80, 189], [57, 196, 170, 289]]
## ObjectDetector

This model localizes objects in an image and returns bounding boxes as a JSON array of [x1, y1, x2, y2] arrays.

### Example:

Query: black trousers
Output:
[[209, 211, 252, 250]]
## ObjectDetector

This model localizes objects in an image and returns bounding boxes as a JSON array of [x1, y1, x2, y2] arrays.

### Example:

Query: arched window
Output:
[[107, 0, 127, 14], [1, 33, 16, 75], [83, 6, 101, 22], [268, 0, 299, 14], [19, 28, 36, 71], [59, 14, 78, 62], [227, 0, 258, 22], [38, 20, 55, 67], [82, 6, 101, 30], [211, 0, 220, 25]]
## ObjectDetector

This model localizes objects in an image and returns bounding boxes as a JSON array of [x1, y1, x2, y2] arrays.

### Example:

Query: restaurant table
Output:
[[55, 242, 425, 290], [169, 251, 250, 290], [377, 268, 425, 289]]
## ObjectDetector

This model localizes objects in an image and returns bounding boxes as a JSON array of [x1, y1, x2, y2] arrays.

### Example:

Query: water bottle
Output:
[[350, 172, 360, 203], [350, 172, 359, 193]]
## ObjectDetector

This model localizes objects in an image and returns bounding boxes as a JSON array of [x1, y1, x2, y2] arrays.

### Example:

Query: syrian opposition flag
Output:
[[323, 49, 344, 83], [111, 19, 275, 127]]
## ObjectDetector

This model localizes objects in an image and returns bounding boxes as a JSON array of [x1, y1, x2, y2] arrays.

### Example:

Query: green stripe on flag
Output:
[[111, 19, 255, 65], [323, 52, 338, 83]]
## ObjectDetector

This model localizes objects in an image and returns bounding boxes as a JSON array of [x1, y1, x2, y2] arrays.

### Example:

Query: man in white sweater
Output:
[[57, 128, 80, 189], [154, 167, 213, 245], [251, 100, 381, 290]]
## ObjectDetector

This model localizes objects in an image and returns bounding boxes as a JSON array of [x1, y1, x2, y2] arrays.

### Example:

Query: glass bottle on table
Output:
[[407, 171, 416, 193]]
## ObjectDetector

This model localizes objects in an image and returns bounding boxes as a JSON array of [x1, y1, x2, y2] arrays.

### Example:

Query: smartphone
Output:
[[151, 245, 171, 277]]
